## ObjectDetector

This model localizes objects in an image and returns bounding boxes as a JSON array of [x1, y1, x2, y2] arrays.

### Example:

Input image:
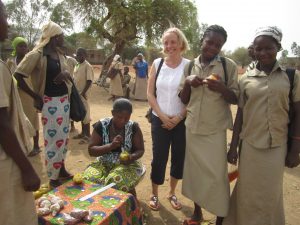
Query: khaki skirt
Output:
[[182, 130, 230, 217], [223, 141, 286, 225]]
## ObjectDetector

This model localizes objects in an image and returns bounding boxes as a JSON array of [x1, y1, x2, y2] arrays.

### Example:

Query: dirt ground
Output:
[[29, 67, 300, 225]]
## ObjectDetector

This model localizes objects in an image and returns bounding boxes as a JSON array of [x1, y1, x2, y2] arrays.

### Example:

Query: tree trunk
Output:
[[97, 40, 126, 86]]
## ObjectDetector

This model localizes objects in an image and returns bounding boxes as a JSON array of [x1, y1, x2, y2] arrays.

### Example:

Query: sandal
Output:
[[149, 195, 160, 211], [167, 194, 182, 210], [182, 219, 201, 225]]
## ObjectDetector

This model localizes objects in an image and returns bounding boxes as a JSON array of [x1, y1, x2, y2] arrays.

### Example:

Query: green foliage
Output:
[[64, 32, 98, 51], [65, 0, 201, 58], [291, 42, 300, 57], [5, 0, 73, 47], [5, 0, 54, 47], [50, 2, 74, 33], [228, 47, 252, 68]]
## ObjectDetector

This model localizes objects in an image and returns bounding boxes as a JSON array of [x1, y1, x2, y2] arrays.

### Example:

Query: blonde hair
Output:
[[162, 27, 190, 54]]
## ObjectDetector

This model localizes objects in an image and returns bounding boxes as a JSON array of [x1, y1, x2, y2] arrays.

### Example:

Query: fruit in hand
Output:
[[73, 173, 83, 184], [120, 151, 130, 161], [207, 73, 220, 81]]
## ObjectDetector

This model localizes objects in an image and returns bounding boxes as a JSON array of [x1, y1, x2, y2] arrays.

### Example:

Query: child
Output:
[[122, 66, 131, 99], [6, 37, 41, 157], [72, 48, 94, 143], [180, 25, 239, 225]]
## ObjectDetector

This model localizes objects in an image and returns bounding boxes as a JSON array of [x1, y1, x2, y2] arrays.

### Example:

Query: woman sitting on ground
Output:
[[83, 98, 145, 195]]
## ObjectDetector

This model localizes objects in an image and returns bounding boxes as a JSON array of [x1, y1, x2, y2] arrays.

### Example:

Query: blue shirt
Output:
[[135, 61, 148, 78]]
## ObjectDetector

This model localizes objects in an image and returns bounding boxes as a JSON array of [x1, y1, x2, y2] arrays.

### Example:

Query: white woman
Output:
[[147, 27, 189, 211]]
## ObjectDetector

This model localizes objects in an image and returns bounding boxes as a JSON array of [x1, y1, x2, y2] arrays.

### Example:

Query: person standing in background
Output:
[[14, 21, 73, 188], [72, 48, 94, 144], [108, 54, 123, 101], [122, 66, 132, 99], [180, 25, 238, 225], [0, 1, 41, 224], [132, 53, 148, 101], [147, 27, 189, 211], [6, 36, 41, 157]]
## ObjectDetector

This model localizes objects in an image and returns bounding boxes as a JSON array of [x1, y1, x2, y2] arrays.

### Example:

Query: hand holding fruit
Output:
[[119, 150, 133, 165], [204, 73, 226, 93], [110, 135, 123, 149]]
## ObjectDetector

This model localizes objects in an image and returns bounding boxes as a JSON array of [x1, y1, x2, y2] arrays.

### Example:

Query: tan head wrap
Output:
[[33, 21, 63, 50]]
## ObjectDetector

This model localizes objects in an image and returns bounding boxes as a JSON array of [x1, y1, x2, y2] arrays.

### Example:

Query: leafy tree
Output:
[[5, 0, 54, 47], [291, 42, 300, 57], [228, 47, 252, 68], [50, 2, 74, 33], [64, 32, 98, 52], [65, 0, 201, 80], [5, 0, 74, 47]]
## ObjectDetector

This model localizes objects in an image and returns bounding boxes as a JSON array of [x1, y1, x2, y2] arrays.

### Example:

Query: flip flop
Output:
[[28, 147, 41, 157], [182, 219, 201, 225], [149, 195, 160, 211], [167, 195, 182, 210]]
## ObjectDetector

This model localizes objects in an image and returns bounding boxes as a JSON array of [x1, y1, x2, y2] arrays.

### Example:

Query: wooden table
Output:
[[37, 180, 142, 225]]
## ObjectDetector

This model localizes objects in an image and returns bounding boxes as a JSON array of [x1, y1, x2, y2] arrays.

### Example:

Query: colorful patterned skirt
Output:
[[83, 160, 144, 192], [42, 94, 70, 180]]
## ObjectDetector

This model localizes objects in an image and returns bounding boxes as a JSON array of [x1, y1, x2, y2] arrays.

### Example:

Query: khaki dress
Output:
[[223, 63, 300, 225], [6, 58, 39, 131], [0, 60, 37, 225], [180, 55, 239, 217], [73, 60, 94, 124], [109, 61, 124, 97]]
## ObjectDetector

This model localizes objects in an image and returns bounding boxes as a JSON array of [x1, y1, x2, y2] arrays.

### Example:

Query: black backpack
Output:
[[286, 68, 296, 152]]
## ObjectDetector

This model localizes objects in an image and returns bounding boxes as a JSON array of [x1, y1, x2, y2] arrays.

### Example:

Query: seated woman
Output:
[[83, 98, 145, 195]]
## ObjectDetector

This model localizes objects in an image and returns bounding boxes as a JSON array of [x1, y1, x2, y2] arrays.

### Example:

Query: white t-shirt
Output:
[[152, 57, 190, 117]]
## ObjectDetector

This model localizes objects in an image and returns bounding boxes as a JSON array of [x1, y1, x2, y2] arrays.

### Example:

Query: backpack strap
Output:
[[154, 58, 164, 97], [220, 56, 228, 86], [188, 60, 194, 75], [286, 68, 295, 103]]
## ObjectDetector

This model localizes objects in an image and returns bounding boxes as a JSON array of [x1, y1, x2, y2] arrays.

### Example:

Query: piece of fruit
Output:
[[34, 190, 43, 199], [206, 73, 220, 81], [73, 173, 83, 184], [120, 151, 130, 161]]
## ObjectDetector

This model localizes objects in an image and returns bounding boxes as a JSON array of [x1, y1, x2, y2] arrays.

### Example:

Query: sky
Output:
[[195, 0, 300, 55]]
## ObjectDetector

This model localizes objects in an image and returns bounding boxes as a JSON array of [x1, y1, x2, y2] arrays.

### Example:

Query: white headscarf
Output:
[[33, 21, 63, 50], [113, 54, 121, 61], [254, 26, 282, 46]]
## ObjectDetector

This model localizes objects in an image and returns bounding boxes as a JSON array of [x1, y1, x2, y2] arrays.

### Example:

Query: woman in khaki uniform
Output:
[[180, 25, 239, 225], [109, 54, 124, 100], [6, 37, 41, 157], [224, 26, 300, 225], [14, 21, 73, 188]]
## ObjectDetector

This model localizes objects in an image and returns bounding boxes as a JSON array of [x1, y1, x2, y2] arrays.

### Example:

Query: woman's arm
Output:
[[206, 79, 238, 104], [88, 129, 122, 157], [14, 73, 43, 110], [286, 101, 300, 168], [130, 124, 145, 161], [227, 107, 243, 165]]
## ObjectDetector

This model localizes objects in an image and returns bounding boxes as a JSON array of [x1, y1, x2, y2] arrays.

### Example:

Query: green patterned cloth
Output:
[[83, 160, 144, 192]]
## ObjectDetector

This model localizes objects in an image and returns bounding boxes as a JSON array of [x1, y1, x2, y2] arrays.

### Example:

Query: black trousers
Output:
[[150, 114, 186, 185]]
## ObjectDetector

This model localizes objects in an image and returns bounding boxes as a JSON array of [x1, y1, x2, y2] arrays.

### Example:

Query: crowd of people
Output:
[[1, 0, 300, 225]]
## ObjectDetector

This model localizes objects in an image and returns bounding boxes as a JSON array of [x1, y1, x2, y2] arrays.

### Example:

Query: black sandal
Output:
[[149, 195, 160, 211]]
